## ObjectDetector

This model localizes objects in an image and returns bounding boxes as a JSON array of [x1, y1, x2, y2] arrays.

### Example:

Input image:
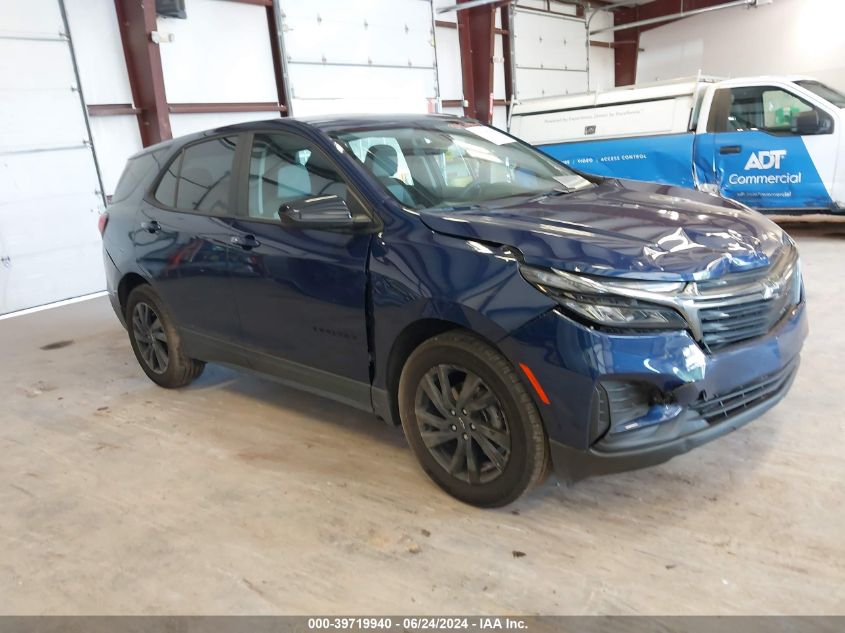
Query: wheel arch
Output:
[[380, 317, 509, 427], [118, 272, 149, 317]]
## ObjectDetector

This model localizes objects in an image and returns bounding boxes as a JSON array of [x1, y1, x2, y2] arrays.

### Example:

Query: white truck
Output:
[[509, 75, 845, 214]]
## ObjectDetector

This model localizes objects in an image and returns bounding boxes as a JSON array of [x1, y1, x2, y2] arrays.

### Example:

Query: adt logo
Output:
[[745, 150, 787, 170]]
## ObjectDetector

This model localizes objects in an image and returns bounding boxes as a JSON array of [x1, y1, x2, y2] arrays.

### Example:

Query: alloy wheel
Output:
[[131, 301, 169, 374], [414, 364, 511, 484]]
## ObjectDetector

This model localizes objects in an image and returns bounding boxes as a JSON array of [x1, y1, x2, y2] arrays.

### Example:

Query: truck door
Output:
[[695, 83, 838, 212]]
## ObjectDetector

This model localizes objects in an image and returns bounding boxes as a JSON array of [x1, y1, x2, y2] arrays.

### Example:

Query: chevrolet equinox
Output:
[[101, 115, 807, 507]]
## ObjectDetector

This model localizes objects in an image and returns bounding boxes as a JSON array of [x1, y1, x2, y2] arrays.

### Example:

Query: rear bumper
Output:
[[499, 299, 808, 483], [103, 246, 125, 327]]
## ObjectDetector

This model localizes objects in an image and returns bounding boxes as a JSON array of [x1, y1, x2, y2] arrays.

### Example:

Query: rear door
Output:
[[135, 135, 243, 353], [695, 82, 838, 211], [226, 129, 375, 406]]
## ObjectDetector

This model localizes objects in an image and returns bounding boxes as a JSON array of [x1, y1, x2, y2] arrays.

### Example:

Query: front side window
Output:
[[154, 136, 238, 214], [247, 132, 362, 220], [333, 120, 591, 210]]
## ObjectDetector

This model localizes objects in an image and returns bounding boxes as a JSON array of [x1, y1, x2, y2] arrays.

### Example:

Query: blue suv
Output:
[[101, 115, 807, 507]]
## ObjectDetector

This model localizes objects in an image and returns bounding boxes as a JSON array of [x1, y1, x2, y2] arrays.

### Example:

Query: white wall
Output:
[[638, 0, 845, 91], [157, 0, 281, 136]]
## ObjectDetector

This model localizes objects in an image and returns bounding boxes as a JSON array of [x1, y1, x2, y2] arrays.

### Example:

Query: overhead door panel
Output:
[[513, 7, 587, 99], [281, 0, 438, 115], [0, 0, 105, 314]]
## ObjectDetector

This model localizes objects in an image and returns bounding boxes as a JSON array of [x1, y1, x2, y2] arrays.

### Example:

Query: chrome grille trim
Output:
[[678, 244, 802, 350]]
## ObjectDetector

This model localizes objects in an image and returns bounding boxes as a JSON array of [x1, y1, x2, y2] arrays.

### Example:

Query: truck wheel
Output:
[[125, 285, 205, 388], [398, 331, 549, 507]]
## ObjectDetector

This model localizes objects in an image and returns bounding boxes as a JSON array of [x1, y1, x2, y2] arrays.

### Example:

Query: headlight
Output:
[[520, 265, 689, 331]]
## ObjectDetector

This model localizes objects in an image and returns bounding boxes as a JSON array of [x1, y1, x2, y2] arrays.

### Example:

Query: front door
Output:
[[135, 135, 242, 353], [695, 84, 838, 212], [227, 130, 374, 407]]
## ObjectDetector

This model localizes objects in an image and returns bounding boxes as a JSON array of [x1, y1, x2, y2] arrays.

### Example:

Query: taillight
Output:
[[98, 212, 109, 236]]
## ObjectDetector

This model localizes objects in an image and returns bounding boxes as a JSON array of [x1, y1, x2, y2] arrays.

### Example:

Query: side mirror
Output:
[[278, 195, 355, 229], [792, 110, 828, 135]]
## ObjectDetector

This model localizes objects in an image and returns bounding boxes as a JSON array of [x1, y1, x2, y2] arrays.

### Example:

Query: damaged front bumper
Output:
[[499, 299, 808, 483]]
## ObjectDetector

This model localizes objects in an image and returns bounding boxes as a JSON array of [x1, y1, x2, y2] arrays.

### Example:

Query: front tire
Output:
[[125, 285, 205, 388], [398, 331, 549, 507]]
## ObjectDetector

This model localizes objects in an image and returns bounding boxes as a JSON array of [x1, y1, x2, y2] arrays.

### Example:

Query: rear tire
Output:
[[398, 331, 549, 507], [125, 285, 205, 388]]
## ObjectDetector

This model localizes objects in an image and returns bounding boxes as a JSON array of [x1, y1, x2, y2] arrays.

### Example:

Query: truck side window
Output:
[[722, 86, 831, 135]]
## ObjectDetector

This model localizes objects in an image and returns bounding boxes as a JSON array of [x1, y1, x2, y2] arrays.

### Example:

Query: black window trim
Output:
[[233, 129, 382, 233], [145, 133, 242, 218]]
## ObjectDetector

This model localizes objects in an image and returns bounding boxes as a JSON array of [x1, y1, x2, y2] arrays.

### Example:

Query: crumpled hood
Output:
[[419, 179, 788, 281]]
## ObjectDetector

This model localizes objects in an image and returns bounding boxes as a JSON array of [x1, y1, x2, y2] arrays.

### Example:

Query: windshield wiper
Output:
[[425, 203, 485, 212]]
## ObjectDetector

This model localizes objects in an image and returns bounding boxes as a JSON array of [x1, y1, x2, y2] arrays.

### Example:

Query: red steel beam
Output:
[[88, 103, 142, 116], [456, 0, 497, 123], [114, 0, 171, 145], [612, 5, 639, 87], [265, 2, 289, 116], [456, 8, 477, 119]]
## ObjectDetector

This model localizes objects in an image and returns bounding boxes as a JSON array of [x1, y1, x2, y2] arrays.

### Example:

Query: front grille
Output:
[[693, 359, 798, 423], [698, 280, 799, 349], [690, 246, 802, 351]]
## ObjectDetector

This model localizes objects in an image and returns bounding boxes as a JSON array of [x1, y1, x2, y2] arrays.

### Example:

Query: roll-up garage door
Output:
[[512, 4, 588, 99], [280, 0, 439, 116], [0, 0, 105, 315]]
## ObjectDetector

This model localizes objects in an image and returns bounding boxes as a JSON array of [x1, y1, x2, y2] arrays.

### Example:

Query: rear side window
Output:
[[113, 150, 166, 204], [154, 136, 238, 215], [154, 156, 179, 207]]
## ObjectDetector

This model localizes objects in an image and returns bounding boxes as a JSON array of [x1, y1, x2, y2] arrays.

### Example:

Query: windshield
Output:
[[331, 119, 592, 210], [796, 80, 845, 108]]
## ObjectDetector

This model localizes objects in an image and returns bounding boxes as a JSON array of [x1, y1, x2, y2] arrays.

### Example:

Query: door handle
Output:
[[141, 220, 161, 233], [719, 145, 742, 155], [229, 234, 260, 250]]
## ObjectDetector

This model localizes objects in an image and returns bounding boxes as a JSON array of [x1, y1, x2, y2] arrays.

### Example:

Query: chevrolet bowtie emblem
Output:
[[761, 279, 781, 300]]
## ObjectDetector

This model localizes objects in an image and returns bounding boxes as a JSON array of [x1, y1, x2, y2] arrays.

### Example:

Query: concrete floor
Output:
[[1, 225, 843, 615]]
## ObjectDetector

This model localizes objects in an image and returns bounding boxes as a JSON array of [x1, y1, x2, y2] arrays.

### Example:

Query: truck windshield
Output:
[[332, 120, 592, 210], [795, 80, 845, 108]]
